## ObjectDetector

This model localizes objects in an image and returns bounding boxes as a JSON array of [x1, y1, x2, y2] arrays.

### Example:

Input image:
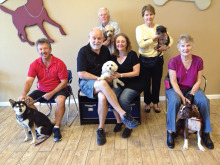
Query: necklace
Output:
[[24, 3, 44, 18]]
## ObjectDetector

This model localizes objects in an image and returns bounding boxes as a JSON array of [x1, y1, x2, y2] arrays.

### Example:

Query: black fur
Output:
[[9, 99, 54, 143], [155, 25, 170, 50]]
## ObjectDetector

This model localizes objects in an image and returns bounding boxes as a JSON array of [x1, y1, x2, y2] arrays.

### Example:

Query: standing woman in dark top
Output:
[[111, 33, 144, 138]]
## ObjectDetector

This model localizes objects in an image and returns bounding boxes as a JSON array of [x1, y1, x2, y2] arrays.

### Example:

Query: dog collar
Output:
[[190, 118, 202, 122]]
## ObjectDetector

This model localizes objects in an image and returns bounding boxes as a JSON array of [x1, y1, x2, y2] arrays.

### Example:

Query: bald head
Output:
[[89, 27, 103, 50]]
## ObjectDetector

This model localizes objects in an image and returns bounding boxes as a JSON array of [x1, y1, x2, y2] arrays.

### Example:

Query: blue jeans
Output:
[[166, 88, 212, 133], [79, 79, 96, 99], [112, 86, 139, 114]]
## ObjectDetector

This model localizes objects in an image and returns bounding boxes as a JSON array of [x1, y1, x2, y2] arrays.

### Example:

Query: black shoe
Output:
[[122, 128, 132, 138], [97, 128, 106, 145], [145, 105, 150, 113], [167, 131, 175, 149], [53, 127, 62, 142], [145, 108, 150, 113], [202, 133, 214, 149], [121, 113, 139, 129], [114, 123, 124, 132]]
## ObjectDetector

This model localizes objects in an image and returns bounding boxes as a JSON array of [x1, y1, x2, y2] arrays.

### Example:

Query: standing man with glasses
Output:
[[18, 38, 69, 142], [98, 7, 121, 54]]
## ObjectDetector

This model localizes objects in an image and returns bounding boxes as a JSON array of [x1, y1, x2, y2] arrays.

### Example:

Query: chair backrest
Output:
[[67, 70, 72, 84], [67, 70, 73, 94], [202, 75, 207, 93]]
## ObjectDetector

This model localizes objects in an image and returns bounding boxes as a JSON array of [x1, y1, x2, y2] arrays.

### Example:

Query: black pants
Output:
[[140, 55, 164, 104]]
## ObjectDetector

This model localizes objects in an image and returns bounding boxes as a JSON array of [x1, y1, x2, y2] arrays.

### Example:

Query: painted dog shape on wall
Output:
[[0, 0, 66, 45]]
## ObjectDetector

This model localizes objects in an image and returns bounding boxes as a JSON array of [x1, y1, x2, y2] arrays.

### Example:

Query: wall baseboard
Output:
[[2, 94, 220, 107]]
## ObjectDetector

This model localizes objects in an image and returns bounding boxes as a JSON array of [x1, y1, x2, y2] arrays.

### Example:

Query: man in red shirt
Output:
[[18, 38, 68, 142]]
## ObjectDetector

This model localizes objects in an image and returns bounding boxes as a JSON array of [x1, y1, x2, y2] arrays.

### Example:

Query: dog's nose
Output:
[[19, 108, 22, 112]]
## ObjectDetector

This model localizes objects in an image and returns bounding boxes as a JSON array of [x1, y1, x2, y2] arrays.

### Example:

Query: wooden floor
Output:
[[1, 100, 220, 165]]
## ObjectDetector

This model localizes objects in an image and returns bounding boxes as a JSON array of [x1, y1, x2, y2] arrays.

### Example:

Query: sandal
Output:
[[153, 104, 161, 113], [145, 104, 151, 113]]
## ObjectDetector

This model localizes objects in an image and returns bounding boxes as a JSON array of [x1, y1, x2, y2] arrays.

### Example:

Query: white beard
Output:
[[90, 41, 103, 50]]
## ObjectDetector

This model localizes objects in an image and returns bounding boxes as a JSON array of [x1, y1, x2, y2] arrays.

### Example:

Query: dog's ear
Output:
[[112, 27, 115, 33], [24, 98, 31, 105], [102, 29, 107, 38], [9, 99, 16, 107], [102, 62, 108, 72]]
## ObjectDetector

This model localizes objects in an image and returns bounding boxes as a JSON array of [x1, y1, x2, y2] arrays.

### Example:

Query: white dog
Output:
[[97, 61, 124, 88]]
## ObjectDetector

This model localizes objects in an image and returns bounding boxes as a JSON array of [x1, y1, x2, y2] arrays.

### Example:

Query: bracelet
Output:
[[120, 74, 123, 78]]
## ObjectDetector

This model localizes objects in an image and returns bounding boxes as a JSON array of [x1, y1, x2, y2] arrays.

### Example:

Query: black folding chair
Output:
[[38, 70, 79, 126]]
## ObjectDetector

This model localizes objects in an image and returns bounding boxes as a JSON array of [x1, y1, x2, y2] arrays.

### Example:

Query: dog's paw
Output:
[[97, 77, 103, 81], [31, 140, 37, 144], [182, 145, 188, 150], [198, 144, 206, 152], [23, 137, 29, 142], [113, 84, 118, 88]]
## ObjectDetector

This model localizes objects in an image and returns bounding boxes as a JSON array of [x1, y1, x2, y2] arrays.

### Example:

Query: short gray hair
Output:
[[98, 7, 110, 16], [177, 34, 194, 49], [36, 38, 51, 49]]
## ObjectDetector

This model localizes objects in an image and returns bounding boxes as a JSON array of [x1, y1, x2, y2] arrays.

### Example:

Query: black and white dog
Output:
[[9, 99, 54, 144], [176, 103, 205, 151]]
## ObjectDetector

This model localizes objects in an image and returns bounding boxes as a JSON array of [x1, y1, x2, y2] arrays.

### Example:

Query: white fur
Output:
[[97, 61, 124, 88], [182, 117, 205, 152], [197, 131, 205, 151], [183, 139, 188, 150]]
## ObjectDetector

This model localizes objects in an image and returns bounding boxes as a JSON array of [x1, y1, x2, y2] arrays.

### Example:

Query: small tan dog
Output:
[[98, 61, 124, 88], [103, 25, 115, 41]]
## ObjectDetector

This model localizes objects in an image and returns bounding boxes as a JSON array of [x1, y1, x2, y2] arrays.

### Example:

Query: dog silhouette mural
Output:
[[0, 0, 66, 45]]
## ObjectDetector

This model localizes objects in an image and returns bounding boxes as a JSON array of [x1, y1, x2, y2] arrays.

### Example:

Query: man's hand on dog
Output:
[[18, 95, 31, 101]]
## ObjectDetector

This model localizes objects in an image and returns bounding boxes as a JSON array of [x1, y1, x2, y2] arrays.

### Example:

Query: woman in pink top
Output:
[[166, 34, 214, 149]]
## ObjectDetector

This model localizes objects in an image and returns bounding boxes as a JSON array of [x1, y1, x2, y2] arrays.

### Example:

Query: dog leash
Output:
[[34, 135, 50, 146], [27, 96, 42, 105], [27, 96, 52, 117]]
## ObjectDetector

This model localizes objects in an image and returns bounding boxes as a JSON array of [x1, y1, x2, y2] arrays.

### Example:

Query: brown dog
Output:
[[103, 25, 115, 41], [176, 103, 205, 151]]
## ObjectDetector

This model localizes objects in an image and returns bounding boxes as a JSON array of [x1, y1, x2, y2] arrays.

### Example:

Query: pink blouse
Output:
[[168, 54, 203, 90]]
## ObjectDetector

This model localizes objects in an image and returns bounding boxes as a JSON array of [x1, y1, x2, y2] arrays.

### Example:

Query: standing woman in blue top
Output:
[[136, 4, 173, 113], [111, 33, 144, 138]]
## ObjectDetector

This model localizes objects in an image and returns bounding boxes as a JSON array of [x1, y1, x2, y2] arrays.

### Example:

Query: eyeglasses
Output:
[[99, 14, 108, 17]]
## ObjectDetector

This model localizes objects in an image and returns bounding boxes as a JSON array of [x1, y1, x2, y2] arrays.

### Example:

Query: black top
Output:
[[77, 43, 111, 82], [111, 50, 145, 93]]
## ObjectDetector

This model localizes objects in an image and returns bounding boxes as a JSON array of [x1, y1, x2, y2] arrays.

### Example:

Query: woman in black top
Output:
[[111, 33, 144, 138]]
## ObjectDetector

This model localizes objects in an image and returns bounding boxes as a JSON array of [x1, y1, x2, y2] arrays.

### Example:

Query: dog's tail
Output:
[[0, 5, 13, 15]]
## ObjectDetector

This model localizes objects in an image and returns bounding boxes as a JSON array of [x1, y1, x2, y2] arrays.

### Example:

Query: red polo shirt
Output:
[[28, 55, 68, 92]]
